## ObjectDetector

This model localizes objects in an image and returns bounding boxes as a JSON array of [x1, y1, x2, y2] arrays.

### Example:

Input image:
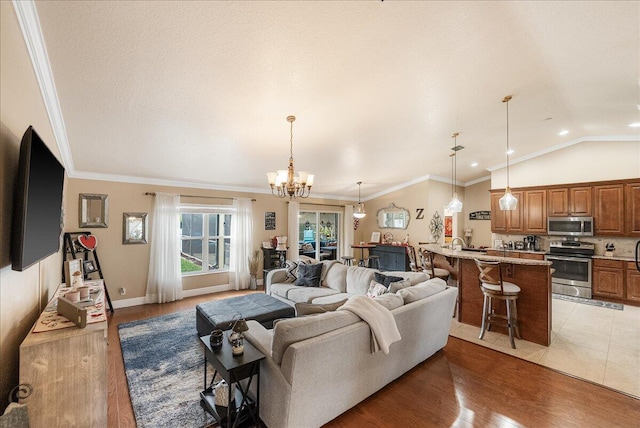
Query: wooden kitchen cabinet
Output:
[[490, 190, 523, 233], [548, 186, 592, 217], [594, 184, 625, 236], [626, 262, 640, 302], [519, 252, 545, 261], [523, 189, 547, 233], [625, 182, 640, 237], [593, 259, 624, 299]]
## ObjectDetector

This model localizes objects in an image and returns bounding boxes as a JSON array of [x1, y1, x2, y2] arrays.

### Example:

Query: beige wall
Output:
[[64, 178, 350, 304], [362, 179, 477, 247], [0, 1, 64, 411], [462, 179, 492, 248]]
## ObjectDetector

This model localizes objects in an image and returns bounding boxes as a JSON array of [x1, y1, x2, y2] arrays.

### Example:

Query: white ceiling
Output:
[[24, 1, 640, 200]]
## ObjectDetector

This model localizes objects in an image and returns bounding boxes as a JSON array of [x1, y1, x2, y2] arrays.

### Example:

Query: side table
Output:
[[200, 335, 265, 428]]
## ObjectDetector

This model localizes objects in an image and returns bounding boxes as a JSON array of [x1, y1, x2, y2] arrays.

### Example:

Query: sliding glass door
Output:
[[298, 211, 340, 261]]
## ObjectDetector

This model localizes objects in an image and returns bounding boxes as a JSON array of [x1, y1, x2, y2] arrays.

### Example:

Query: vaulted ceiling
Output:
[[21, 1, 640, 200]]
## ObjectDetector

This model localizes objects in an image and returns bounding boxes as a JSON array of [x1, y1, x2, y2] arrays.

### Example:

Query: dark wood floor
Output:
[[107, 292, 640, 428]]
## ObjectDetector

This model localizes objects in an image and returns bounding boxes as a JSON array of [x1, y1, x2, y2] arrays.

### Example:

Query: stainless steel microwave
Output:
[[547, 216, 594, 236]]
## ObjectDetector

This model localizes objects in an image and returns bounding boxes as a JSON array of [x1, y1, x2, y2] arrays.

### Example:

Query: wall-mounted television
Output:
[[11, 126, 65, 271]]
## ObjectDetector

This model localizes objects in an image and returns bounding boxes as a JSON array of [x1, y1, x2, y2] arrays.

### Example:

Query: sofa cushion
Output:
[[393, 271, 430, 285], [346, 266, 377, 295], [374, 272, 404, 287], [366, 280, 388, 298], [295, 263, 323, 287], [397, 278, 447, 304], [373, 293, 404, 311], [270, 283, 299, 300], [286, 286, 339, 303], [294, 299, 348, 316], [388, 278, 411, 293], [323, 262, 348, 292], [310, 293, 351, 305], [271, 310, 360, 364]]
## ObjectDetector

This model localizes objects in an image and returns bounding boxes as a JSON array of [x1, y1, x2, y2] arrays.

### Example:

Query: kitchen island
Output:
[[426, 245, 553, 346]]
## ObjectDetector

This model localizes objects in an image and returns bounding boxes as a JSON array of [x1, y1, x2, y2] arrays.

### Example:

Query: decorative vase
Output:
[[249, 274, 257, 290]]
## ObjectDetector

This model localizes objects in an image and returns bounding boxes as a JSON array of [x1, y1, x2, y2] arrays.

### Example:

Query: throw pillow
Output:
[[373, 293, 404, 311], [397, 278, 447, 304], [374, 272, 404, 288], [366, 280, 388, 298], [388, 278, 411, 293], [295, 262, 323, 287], [295, 299, 348, 316], [284, 260, 300, 283]]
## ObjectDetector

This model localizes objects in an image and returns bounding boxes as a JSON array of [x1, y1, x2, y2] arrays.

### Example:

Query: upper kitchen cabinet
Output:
[[490, 190, 524, 234], [523, 189, 547, 234], [548, 186, 592, 217], [594, 184, 625, 236], [626, 182, 640, 236]]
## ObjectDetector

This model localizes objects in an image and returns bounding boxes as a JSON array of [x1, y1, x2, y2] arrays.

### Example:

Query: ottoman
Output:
[[196, 293, 295, 337]]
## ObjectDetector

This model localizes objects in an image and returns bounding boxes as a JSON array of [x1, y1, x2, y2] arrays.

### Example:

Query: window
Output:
[[180, 211, 232, 275], [299, 211, 340, 261]]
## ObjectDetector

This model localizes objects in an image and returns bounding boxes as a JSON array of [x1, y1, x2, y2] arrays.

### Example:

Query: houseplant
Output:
[[248, 250, 261, 290]]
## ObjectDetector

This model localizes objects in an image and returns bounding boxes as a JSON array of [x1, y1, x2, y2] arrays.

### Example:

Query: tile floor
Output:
[[449, 298, 640, 398]]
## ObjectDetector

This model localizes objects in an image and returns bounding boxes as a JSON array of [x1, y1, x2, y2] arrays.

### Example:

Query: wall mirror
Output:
[[123, 212, 148, 244], [79, 194, 108, 228], [377, 203, 410, 229]]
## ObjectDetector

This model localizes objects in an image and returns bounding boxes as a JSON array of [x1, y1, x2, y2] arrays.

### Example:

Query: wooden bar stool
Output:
[[474, 258, 521, 349], [367, 255, 380, 269], [421, 250, 450, 281], [340, 256, 355, 266]]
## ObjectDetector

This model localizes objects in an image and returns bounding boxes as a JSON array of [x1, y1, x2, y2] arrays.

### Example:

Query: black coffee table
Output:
[[196, 293, 294, 337]]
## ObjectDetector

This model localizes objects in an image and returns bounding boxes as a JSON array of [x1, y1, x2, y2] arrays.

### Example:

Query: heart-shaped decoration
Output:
[[78, 234, 98, 251]]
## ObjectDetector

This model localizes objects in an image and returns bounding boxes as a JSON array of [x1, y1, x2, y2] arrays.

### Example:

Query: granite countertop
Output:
[[485, 248, 548, 255], [592, 255, 636, 262], [425, 245, 552, 266]]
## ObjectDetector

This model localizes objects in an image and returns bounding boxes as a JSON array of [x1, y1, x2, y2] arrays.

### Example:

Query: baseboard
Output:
[[111, 284, 241, 309]]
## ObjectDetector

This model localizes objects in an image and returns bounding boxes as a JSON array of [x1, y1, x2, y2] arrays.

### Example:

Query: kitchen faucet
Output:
[[450, 237, 466, 250]]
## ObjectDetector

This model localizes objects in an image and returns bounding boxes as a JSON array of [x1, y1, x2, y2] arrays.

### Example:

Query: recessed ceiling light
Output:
[[629, 122, 640, 128], [558, 130, 569, 136], [506, 149, 515, 155], [470, 162, 478, 167]]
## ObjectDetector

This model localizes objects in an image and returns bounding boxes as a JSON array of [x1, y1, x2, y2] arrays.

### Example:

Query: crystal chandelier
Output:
[[499, 95, 518, 210], [353, 181, 366, 219], [266, 115, 314, 199], [447, 132, 463, 213]]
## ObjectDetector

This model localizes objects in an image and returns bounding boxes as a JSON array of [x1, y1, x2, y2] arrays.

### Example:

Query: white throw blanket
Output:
[[338, 295, 401, 354]]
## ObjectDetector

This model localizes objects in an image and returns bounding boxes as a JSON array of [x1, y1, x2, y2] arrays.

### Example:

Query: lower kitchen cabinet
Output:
[[592, 258, 640, 305], [593, 259, 624, 299]]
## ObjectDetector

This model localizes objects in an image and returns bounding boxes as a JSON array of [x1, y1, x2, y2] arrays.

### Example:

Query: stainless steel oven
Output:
[[546, 239, 594, 299]]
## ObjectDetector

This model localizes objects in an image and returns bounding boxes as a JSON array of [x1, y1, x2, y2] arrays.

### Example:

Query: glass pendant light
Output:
[[447, 132, 463, 213], [353, 181, 366, 219], [499, 95, 518, 211]]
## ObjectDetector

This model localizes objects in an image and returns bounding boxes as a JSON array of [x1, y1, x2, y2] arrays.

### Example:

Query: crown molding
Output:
[[13, 0, 75, 172]]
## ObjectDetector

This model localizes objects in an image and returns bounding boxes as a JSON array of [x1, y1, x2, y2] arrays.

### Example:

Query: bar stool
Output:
[[341, 256, 355, 266], [367, 255, 380, 269], [474, 258, 521, 349], [421, 250, 450, 281]]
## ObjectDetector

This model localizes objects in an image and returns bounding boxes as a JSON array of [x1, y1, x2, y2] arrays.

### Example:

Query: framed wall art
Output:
[[265, 212, 276, 230]]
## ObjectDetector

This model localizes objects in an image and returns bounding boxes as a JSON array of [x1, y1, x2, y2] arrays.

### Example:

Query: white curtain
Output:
[[287, 201, 300, 260], [230, 198, 253, 290], [145, 193, 182, 304], [342, 205, 355, 257]]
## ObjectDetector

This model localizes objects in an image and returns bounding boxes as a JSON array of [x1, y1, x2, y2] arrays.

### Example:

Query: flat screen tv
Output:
[[11, 126, 65, 271]]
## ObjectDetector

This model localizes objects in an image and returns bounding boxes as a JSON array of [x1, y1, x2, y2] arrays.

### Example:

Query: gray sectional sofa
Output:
[[246, 261, 458, 428]]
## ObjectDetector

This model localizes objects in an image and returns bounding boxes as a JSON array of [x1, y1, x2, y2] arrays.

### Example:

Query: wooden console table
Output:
[[19, 283, 108, 427]]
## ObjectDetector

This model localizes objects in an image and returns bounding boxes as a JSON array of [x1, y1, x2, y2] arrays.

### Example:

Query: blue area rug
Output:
[[552, 293, 624, 310], [118, 310, 214, 428]]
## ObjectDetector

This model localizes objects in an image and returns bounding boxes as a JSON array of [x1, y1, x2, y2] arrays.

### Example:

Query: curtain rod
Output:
[[144, 192, 256, 201], [291, 201, 346, 208]]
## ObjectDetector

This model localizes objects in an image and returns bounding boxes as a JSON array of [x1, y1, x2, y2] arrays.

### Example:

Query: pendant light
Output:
[[499, 95, 518, 211], [353, 181, 366, 219], [447, 132, 463, 213]]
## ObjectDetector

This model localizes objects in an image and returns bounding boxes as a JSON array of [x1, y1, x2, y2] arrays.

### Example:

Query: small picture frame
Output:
[[64, 259, 83, 287], [370, 231, 381, 243], [83, 260, 98, 274]]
